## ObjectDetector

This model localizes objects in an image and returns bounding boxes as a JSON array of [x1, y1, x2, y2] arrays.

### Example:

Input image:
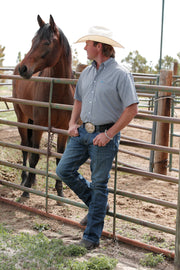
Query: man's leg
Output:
[[82, 133, 120, 244], [56, 130, 91, 206]]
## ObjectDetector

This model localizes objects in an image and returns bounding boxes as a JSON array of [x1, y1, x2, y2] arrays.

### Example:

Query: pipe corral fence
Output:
[[0, 69, 180, 266]]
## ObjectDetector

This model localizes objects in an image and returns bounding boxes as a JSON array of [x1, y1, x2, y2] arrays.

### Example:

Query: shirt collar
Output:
[[92, 57, 115, 69]]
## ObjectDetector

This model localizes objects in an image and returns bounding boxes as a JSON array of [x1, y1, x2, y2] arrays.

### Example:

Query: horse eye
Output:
[[44, 41, 50, 46], [41, 51, 49, 59]]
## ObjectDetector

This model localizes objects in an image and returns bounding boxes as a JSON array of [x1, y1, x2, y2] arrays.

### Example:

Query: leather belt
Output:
[[83, 122, 114, 133]]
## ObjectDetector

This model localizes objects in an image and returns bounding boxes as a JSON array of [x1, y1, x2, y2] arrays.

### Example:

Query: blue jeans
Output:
[[56, 126, 120, 244]]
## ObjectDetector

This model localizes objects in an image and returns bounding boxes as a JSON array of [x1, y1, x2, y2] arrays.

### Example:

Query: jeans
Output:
[[56, 126, 120, 244]]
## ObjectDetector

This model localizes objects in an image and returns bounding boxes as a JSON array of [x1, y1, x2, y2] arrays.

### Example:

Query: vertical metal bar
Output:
[[113, 153, 118, 240], [174, 143, 180, 269], [149, 76, 159, 172], [159, 0, 165, 72], [45, 80, 54, 212]]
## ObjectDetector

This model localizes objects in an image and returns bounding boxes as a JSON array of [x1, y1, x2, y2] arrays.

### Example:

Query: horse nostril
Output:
[[19, 65, 27, 76], [18, 65, 32, 79]]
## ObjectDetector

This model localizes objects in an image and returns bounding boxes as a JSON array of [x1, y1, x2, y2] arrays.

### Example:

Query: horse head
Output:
[[18, 15, 62, 79]]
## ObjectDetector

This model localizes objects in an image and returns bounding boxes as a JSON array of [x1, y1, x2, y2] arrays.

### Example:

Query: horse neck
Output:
[[47, 56, 75, 105], [49, 54, 72, 79]]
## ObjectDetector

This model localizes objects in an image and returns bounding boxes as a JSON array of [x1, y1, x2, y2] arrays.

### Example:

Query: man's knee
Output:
[[56, 161, 68, 180]]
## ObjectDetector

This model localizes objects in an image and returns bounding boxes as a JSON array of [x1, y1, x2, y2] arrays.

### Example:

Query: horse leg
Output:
[[55, 133, 69, 198], [22, 130, 42, 197], [16, 125, 29, 185], [21, 119, 33, 185]]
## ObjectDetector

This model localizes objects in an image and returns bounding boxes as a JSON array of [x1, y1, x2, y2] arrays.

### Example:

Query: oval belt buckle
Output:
[[85, 122, 95, 133]]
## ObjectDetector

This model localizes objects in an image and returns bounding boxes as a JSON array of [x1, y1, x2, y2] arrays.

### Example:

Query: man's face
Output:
[[84, 41, 99, 60]]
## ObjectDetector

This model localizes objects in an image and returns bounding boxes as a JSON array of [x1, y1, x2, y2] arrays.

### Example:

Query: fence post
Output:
[[174, 62, 178, 77], [154, 70, 172, 174]]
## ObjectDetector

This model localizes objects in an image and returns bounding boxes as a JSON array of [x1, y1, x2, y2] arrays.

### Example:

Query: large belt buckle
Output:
[[85, 122, 95, 133]]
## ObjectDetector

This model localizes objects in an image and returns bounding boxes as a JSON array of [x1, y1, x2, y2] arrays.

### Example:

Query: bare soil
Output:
[[0, 116, 179, 269]]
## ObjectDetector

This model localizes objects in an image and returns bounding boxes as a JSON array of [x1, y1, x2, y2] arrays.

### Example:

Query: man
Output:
[[56, 26, 138, 250]]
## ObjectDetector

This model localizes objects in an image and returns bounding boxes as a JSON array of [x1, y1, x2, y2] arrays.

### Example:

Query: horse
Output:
[[13, 15, 75, 199]]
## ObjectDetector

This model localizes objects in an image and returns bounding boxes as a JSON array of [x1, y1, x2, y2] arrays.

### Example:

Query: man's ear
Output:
[[97, 43, 102, 50]]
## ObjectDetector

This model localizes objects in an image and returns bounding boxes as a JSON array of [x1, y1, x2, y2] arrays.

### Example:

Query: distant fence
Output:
[[0, 70, 180, 261]]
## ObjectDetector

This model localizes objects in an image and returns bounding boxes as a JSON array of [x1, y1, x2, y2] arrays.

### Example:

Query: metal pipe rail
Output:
[[0, 74, 78, 85], [136, 83, 180, 93]]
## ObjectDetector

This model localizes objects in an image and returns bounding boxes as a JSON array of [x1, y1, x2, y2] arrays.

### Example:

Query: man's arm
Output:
[[68, 99, 82, 137], [93, 103, 138, 147], [106, 103, 138, 139]]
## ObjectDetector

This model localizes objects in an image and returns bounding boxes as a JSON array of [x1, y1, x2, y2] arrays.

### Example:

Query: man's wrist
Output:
[[104, 129, 113, 140]]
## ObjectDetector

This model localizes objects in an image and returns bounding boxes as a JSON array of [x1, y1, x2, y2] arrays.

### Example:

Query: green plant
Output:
[[140, 252, 164, 267], [86, 256, 117, 270], [33, 222, 50, 232], [62, 244, 86, 257]]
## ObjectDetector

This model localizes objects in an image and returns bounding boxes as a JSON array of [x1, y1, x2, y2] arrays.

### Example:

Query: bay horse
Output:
[[13, 15, 74, 198]]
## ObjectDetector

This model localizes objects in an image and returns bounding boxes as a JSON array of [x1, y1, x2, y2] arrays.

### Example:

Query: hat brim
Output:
[[75, 35, 124, 48]]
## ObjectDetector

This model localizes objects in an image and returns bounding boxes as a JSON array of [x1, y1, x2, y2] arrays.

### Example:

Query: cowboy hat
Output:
[[75, 26, 124, 48]]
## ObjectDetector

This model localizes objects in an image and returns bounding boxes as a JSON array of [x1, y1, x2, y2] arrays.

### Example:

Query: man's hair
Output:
[[93, 41, 115, 58]]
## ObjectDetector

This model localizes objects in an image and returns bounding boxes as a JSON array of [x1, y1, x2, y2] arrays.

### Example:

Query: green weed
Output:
[[140, 252, 164, 267], [33, 222, 50, 232]]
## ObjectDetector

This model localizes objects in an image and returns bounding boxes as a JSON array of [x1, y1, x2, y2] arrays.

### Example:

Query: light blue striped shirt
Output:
[[75, 58, 138, 125]]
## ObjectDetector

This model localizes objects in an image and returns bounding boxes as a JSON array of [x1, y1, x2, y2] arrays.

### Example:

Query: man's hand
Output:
[[68, 124, 80, 137], [93, 133, 110, 147]]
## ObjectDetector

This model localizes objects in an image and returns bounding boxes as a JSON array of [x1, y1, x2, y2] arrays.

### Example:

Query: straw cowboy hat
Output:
[[75, 26, 124, 48]]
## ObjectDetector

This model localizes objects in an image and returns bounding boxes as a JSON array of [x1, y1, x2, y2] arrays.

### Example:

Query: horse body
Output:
[[13, 15, 74, 198]]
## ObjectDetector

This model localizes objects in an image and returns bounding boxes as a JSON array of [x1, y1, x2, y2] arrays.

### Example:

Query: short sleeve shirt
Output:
[[75, 58, 138, 125]]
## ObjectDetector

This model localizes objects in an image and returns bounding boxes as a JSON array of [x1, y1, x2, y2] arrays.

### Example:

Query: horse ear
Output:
[[37, 15, 45, 28], [49, 15, 57, 32]]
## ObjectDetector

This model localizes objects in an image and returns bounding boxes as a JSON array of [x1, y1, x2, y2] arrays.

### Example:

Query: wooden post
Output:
[[174, 61, 178, 76], [154, 70, 172, 174]]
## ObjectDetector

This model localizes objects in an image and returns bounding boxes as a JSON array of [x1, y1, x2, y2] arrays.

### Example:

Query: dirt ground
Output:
[[0, 115, 179, 269]]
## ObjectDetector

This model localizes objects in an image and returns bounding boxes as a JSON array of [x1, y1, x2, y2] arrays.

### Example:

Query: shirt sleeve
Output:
[[117, 71, 139, 110], [74, 77, 82, 101]]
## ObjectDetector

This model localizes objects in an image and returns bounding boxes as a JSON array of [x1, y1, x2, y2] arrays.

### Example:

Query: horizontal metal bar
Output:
[[0, 74, 78, 85], [115, 164, 178, 184], [0, 159, 47, 177], [121, 135, 149, 144], [121, 139, 180, 155], [118, 149, 149, 160], [108, 188, 177, 209], [0, 178, 87, 209], [135, 83, 180, 93], [136, 113, 180, 124], [0, 118, 69, 136], [0, 96, 73, 111], [108, 212, 175, 235], [0, 118, 48, 131], [128, 123, 152, 131], [0, 140, 62, 159]]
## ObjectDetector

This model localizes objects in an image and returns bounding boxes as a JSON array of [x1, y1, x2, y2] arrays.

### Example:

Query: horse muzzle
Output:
[[19, 65, 33, 79]]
